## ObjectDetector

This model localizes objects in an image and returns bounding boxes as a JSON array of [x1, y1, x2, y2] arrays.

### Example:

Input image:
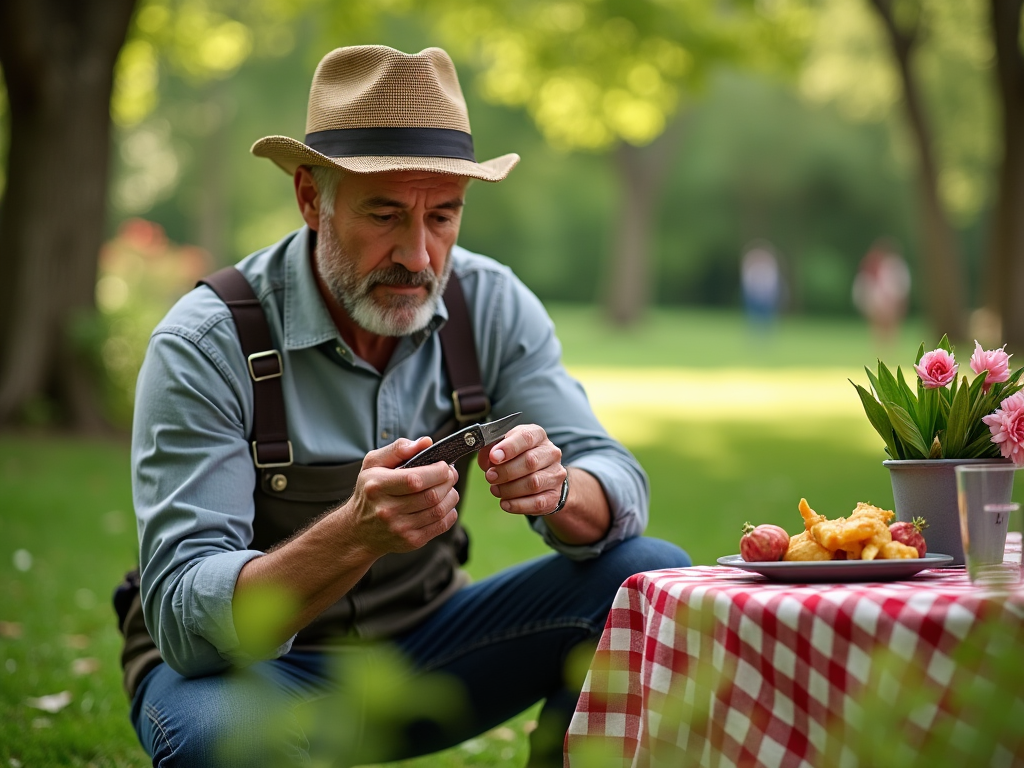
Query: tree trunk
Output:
[[987, 0, 1024, 350], [0, 0, 136, 430], [196, 80, 232, 264], [868, 0, 968, 342], [604, 118, 686, 326]]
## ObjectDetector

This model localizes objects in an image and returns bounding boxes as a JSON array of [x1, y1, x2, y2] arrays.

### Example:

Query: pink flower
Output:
[[983, 391, 1024, 466], [969, 340, 1011, 392], [915, 349, 958, 388]]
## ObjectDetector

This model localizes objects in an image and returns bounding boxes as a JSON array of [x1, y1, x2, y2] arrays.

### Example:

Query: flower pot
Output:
[[883, 458, 1014, 566]]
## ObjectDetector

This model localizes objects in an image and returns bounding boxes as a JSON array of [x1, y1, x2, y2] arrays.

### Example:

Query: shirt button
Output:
[[381, 430, 389, 440]]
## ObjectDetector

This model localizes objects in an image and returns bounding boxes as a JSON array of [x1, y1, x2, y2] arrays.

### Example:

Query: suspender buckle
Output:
[[251, 440, 293, 468], [452, 388, 490, 423], [248, 350, 283, 382]]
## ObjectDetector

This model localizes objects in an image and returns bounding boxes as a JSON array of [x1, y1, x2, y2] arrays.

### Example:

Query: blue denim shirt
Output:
[[131, 226, 649, 677]]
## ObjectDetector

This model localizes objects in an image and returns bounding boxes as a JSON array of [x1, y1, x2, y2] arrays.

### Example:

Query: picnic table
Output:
[[565, 535, 1024, 767]]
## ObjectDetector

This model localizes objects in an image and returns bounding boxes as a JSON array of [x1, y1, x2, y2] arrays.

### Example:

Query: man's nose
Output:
[[392, 219, 431, 273]]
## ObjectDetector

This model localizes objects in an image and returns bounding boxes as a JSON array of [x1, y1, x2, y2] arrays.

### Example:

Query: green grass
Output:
[[0, 309, 926, 766], [0, 438, 143, 767], [548, 304, 930, 370]]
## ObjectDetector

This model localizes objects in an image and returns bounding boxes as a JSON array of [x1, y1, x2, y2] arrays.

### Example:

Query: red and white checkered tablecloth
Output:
[[566, 536, 1024, 768]]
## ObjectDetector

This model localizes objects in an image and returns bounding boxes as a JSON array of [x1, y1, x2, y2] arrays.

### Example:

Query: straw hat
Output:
[[251, 45, 519, 182]]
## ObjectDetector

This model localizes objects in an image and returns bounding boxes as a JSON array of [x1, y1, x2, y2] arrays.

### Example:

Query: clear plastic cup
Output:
[[955, 464, 1022, 586]]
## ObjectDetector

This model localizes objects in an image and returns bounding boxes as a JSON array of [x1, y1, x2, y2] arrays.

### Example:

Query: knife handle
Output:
[[401, 425, 485, 468]]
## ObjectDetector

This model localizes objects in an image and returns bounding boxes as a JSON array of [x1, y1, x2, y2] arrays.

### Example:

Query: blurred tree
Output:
[[0, 0, 137, 431], [805, 0, 1023, 344], [0, 0, 306, 430], [865, 0, 969, 341], [987, 0, 1024, 351], [414, 0, 813, 325]]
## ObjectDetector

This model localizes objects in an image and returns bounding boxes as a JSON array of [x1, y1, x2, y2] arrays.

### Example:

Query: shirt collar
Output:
[[282, 225, 452, 351], [283, 227, 341, 350]]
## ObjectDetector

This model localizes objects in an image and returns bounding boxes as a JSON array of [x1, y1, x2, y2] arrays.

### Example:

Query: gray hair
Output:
[[308, 164, 344, 216]]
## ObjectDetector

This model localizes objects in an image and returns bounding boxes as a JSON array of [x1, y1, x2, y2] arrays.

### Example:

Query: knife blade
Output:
[[399, 412, 524, 468]]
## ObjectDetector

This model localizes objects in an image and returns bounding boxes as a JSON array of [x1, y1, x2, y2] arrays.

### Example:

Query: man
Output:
[[125, 45, 690, 767]]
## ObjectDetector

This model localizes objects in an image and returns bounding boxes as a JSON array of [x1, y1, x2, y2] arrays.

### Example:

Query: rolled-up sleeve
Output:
[[132, 316, 293, 677], [464, 260, 649, 559]]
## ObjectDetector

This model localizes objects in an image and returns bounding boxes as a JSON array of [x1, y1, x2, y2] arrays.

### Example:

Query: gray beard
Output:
[[316, 218, 452, 337]]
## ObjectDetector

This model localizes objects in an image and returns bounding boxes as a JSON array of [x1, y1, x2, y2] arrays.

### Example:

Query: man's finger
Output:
[[369, 463, 456, 501], [487, 424, 542, 465], [489, 465, 564, 502], [485, 442, 561, 485], [496, 488, 563, 516], [412, 487, 460, 528], [363, 436, 432, 470], [395, 465, 459, 502]]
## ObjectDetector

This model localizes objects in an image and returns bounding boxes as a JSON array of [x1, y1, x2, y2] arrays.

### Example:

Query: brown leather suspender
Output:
[[199, 268, 293, 468], [198, 266, 489, 456], [437, 272, 490, 424]]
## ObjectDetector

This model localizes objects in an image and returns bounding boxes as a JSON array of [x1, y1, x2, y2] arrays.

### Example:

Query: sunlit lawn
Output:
[[0, 307, 925, 766]]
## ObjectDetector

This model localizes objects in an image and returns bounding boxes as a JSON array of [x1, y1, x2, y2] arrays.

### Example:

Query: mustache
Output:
[[365, 265, 437, 290]]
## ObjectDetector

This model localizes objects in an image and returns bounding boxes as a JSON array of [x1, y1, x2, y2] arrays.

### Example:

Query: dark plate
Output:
[[716, 553, 955, 583]]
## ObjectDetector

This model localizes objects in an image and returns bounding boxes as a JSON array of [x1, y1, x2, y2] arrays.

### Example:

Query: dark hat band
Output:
[[304, 127, 476, 162]]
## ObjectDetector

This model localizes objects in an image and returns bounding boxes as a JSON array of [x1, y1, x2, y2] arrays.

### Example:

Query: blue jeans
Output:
[[131, 537, 690, 767]]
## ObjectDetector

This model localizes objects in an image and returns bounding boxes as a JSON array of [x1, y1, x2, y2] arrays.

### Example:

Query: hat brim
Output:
[[251, 135, 519, 182]]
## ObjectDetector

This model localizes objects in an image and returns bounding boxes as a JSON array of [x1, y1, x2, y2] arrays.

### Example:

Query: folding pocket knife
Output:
[[400, 412, 523, 468]]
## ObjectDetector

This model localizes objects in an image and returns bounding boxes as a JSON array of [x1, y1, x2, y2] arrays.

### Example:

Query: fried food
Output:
[[878, 541, 918, 559], [798, 498, 827, 531], [783, 531, 833, 562], [849, 502, 894, 526], [787, 499, 913, 561], [810, 516, 877, 550]]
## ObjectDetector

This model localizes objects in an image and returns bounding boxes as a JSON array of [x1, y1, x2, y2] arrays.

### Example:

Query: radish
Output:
[[740, 522, 790, 562], [889, 517, 928, 557]]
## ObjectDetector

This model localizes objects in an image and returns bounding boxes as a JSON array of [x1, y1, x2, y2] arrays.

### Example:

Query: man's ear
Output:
[[294, 166, 321, 231]]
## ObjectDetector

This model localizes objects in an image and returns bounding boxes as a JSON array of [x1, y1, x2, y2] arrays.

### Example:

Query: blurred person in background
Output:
[[116, 45, 689, 768], [852, 238, 911, 346], [741, 241, 783, 332]]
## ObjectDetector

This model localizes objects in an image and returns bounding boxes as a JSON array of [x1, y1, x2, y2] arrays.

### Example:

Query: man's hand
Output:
[[478, 423, 613, 545], [235, 436, 460, 651], [345, 436, 461, 557], [478, 424, 567, 515]]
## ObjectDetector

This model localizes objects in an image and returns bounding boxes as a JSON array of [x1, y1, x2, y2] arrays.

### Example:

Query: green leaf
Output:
[[918, 385, 939, 444], [989, 368, 1024, 403], [876, 361, 909, 411], [884, 403, 930, 458], [966, 374, 997, 432], [938, 391, 951, 425], [942, 376, 972, 457], [892, 431, 907, 459], [938, 334, 953, 354], [914, 342, 926, 365], [961, 374, 1008, 453], [896, 366, 919, 422], [852, 382, 901, 459], [961, 429, 1000, 458], [865, 367, 883, 400]]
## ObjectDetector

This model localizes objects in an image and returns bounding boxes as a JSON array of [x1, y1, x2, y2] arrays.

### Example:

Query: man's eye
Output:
[[372, 213, 395, 222]]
